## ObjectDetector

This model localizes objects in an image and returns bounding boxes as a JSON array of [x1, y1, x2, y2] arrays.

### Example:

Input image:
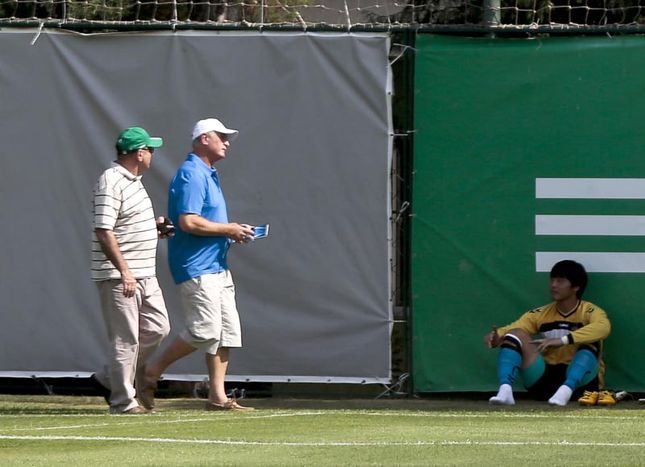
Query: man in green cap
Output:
[[90, 127, 171, 414]]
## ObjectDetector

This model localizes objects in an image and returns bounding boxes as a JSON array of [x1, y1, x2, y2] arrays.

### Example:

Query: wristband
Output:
[[561, 335, 569, 345]]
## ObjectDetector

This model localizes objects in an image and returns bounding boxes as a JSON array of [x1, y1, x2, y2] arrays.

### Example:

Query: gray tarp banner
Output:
[[0, 30, 392, 383]]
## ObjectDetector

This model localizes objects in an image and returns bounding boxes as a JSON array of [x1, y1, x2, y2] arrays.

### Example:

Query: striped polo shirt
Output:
[[91, 163, 158, 281]]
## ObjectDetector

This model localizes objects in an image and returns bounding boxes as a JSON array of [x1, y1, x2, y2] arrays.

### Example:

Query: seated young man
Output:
[[484, 260, 611, 406]]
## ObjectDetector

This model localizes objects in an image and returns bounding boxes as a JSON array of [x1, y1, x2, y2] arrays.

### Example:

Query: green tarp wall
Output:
[[412, 35, 645, 392]]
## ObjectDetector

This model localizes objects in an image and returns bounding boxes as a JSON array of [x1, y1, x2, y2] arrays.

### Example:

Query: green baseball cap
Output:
[[116, 127, 163, 154]]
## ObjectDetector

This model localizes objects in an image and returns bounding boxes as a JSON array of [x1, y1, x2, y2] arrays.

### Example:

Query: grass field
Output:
[[1, 395, 644, 466]]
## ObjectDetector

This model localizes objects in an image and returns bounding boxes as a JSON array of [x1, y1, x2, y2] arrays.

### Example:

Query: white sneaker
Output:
[[548, 385, 573, 406], [489, 384, 515, 405]]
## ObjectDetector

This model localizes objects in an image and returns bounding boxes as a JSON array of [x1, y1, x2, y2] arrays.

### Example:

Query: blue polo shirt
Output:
[[168, 153, 230, 284]]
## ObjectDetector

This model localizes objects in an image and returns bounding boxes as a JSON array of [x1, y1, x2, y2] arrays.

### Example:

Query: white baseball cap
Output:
[[191, 118, 239, 141]]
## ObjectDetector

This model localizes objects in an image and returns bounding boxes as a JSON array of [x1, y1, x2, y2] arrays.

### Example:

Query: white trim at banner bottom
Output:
[[0, 371, 390, 385], [536, 252, 645, 273]]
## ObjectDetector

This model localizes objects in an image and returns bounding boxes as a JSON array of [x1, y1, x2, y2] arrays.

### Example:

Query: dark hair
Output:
[[550, 260, 588, 298]]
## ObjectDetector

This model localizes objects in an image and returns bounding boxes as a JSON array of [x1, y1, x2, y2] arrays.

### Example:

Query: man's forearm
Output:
[[95, 229, 131, 276], [179, 214, 232, 237]]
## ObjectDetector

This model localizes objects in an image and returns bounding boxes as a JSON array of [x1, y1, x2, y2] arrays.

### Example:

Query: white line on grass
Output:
[[3, 411, 328, 432], [0, 410, 323, 419], [320, 411, 645, 421], [2, 410, 642, 425], [1, 434, 644, 447]]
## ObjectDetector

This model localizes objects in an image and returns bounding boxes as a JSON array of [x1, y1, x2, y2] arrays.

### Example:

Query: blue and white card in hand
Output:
[[252, 224, 270, 240]]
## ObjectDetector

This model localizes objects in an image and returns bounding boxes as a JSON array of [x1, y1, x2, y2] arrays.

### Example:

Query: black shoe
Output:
[[90, 374, 111, 405]]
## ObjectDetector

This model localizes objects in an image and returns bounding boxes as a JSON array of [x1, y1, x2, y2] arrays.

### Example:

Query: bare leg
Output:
[[202, 348, 254, 411], [139, 337, 196, 410], [145, 336, 196, 380], [505, 328, 541, 369], [206, 347, 229, 405]]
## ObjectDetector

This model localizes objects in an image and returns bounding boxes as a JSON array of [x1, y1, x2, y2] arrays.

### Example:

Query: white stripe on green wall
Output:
[[536, 215, 645, 236], [536, 178, 645, 199], [536, 252, 645, 273]]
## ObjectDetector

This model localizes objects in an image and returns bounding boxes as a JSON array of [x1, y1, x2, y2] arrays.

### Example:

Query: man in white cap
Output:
[[141, 118, 255, 411], [91, 127, 172, 414]]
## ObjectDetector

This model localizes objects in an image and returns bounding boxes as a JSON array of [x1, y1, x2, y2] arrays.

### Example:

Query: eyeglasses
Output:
[[208, 131, 229, 143], [143, 147, 155, 154]]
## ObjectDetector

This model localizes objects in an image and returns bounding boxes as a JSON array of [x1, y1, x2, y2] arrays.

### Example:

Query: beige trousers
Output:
[[95, 277, 170, 413]]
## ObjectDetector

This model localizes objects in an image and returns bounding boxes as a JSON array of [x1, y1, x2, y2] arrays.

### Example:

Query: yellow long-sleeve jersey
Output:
[[497, 300, 611, 386]]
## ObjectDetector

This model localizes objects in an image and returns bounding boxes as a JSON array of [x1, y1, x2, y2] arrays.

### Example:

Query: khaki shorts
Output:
[[178, 270, 241, 355]]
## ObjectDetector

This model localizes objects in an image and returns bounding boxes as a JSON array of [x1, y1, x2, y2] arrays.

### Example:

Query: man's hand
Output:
[[121, 271, 137, 298], [532, 337, 563, 353], [227, 223, 255, 243], [484, 327, 502, 349], [95, 228, 137, 297], [156, 216, 175, 239]]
